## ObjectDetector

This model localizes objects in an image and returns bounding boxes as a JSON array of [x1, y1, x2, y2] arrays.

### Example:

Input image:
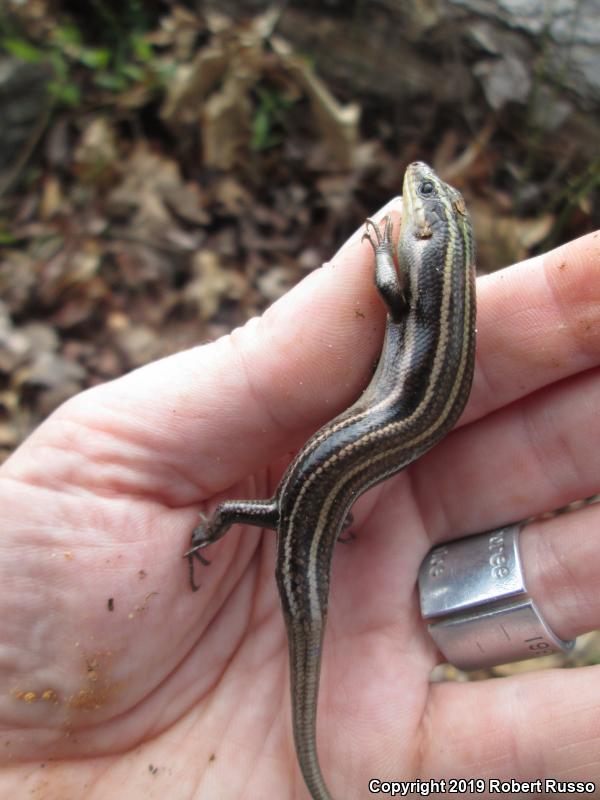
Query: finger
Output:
[[468, 229, 600, 425], [410, 370, 600, 653], [412, 359, 600, 538], [116, 227, 599, 502], [520, 501, 600, 642], [425, 662, 600, 780]]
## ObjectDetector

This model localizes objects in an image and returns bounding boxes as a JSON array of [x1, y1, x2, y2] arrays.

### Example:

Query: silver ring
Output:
[[418, 523, 575, 670]]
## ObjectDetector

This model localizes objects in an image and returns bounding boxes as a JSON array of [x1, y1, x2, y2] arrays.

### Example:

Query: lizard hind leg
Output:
[[185, 498, 280, 591]]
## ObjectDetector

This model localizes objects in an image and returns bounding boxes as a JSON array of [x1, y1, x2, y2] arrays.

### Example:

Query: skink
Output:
[[186, 162, 476, 800]]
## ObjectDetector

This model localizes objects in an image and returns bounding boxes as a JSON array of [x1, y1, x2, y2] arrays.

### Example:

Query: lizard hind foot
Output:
[[184, 511, 212, 591]]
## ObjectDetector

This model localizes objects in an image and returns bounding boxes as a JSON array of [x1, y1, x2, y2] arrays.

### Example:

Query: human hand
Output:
[[1, 209, 599, 798]]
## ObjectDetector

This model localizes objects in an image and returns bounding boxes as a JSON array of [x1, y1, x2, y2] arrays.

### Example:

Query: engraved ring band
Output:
[[417, 523, 576, 671]]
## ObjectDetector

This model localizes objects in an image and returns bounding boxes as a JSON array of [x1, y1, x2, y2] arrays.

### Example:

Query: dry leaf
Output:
[[183, 250, 247, 319]]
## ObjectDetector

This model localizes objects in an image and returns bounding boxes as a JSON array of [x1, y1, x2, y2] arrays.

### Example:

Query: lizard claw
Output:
[[184, 511, 212, 591], [362, 215, 393, 252]]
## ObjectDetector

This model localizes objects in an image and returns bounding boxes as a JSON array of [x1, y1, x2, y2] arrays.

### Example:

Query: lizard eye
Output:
[[419, 180, 435, 196]]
